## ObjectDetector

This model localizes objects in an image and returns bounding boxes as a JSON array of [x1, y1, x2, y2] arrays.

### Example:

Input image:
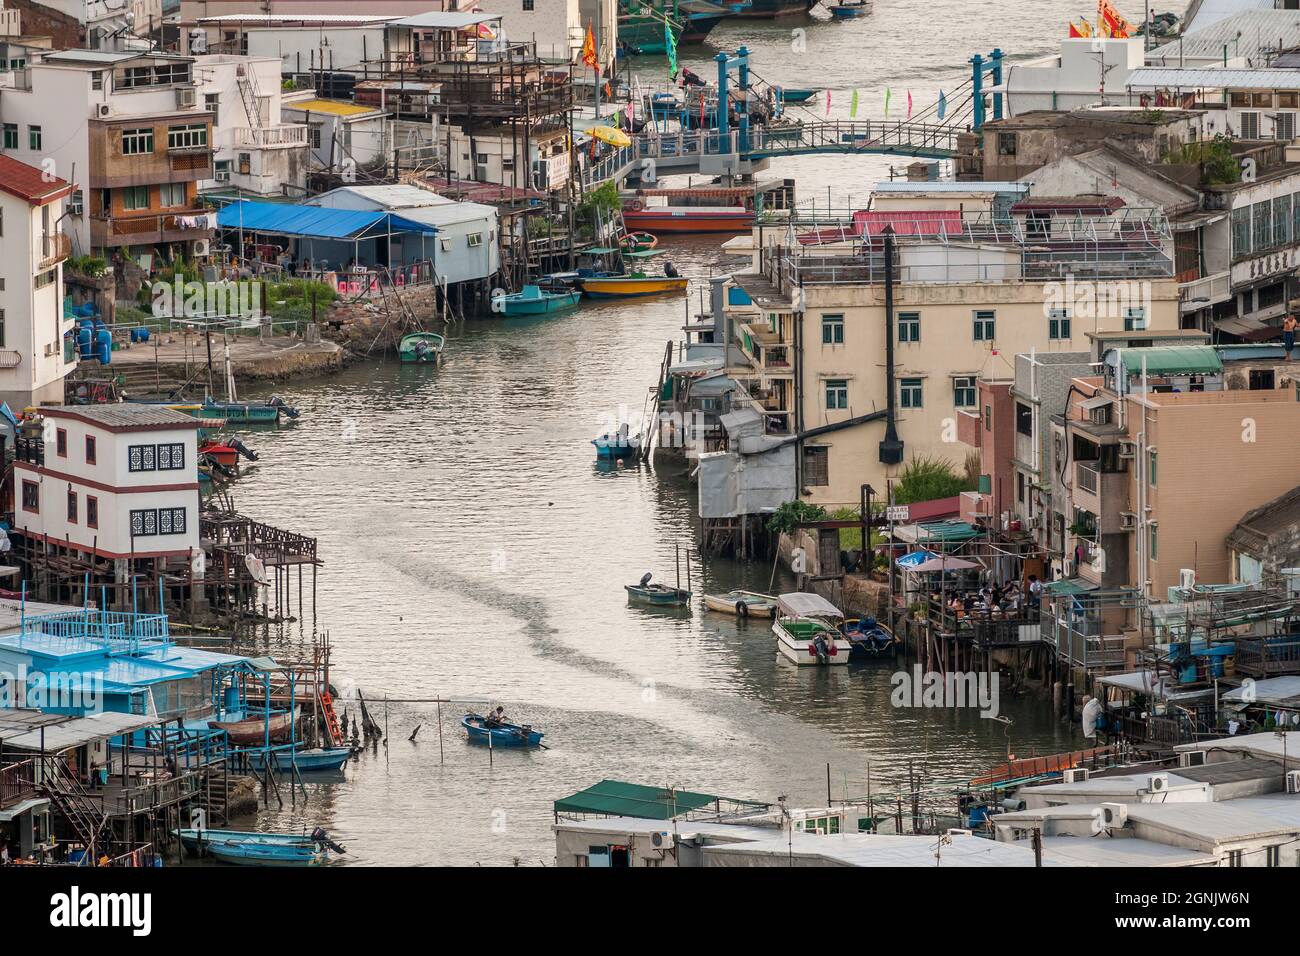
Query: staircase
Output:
[[319, 687, 345, 746], [236, 62, 264, 130], [40, 758, 111, 862]]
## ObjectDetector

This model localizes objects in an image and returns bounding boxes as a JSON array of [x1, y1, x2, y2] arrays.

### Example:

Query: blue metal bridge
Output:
[[602, 46, 1009, 185]]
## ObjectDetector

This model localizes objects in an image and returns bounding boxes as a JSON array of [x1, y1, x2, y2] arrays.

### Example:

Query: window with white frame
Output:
[[900, 378, 923, 408], [167, 123, 207, 150], [121, 128, 154, 155], [821, 313, 844, 344], [972, 310, 995, 341], [1124, 308, 1147, 331], [952, 376, 976, 408], [1048, 308, 1071, 340], [824, 379, 848, 409]]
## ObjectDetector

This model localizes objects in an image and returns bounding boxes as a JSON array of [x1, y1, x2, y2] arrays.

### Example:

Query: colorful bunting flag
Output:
[[664, 21, 678, 80], [884, 88, 891, 117], [582, 20, 600, 74], [850, 88, 859, 118], [907, 90, 913, 119], [937, 90, 947, 120]]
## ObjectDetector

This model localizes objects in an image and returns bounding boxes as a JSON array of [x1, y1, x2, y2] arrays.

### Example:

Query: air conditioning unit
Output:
[[1118, 440, 1136, 459], [176, 86, 197, 109], [1147, 773, 1169, 793], [1100, 802, 1128, 828], [945, 828, 973, 837], [1179, 568, 1197, 590], [1178, 750, 1207, 768], [648, 830, 673, 849], [68, 197, 84, 215], [1119, 512, 1137, 530], [215, 169, 231, 183], [192, 238, 210, 257], [1062, 768, 1090, 784], [96, 102, 111, 118], [1287, 771, 1300, 795]]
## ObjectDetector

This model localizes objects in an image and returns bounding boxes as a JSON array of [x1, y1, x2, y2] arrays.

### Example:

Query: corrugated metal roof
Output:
[[2, 711, 159, 752], [1117, 345, 1223, 376], [391, 12, 501, 29], [43, 403, 199, 430], [314, 184, 453, 210], [217, 200, 435, 238], [1151, 9, 1300, 64], [554, 780, 726, 819], [872, 181, 1029, 194], [1128, 67, 1300, 89]]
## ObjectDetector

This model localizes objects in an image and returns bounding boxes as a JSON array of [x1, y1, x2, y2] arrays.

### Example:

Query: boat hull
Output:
[[496, 290, 582, 316], [399, 332, 445, 363], [730, 0, 811, 16], [209, 709, 298, 745], [248, 747, 352, 772], [175, 828, 315, 854], [206, 841, 327, 866], [773, 621, 851, 665], [625, 584, 691, 605], [778, 89, 819, 103], [622, 210, 755, 234], [579, 276, 688, 298], [703, 591, 778, 618], [461, 715, 544, 747]]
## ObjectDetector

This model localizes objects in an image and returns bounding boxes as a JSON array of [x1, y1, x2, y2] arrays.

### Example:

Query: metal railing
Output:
[[21, 608, 170, 652], [234, 124, 308, 147], [1076, 461, 1099, 496]]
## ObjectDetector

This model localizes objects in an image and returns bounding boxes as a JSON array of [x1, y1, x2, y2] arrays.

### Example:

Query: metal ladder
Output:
[[236, 62, 264, 130]]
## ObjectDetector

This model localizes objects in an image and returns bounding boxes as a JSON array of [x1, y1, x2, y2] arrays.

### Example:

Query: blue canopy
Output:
[[216, 201, 436, 240], [896, 550, 938, 568]]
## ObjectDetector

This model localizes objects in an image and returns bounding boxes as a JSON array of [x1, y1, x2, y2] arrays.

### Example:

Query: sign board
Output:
[[886, 505, 910, 522]]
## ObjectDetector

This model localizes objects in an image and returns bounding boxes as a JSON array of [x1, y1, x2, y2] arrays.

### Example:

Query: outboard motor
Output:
[[311, 826, 347, 854], [230, 437, 259, 462], [639, 572, 654, 587], [268, 394, 300, 419], [812, 634, 831, 664]]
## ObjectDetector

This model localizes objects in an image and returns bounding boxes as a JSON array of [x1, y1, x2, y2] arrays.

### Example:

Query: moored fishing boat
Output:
[[175, 825, 346, 866], [246, 746, 353, 772], [175, 828, 317, 854], [625, 572, 691, 606], [621, 204, 755, 234], [208, 707, 299, 745], [492, 284, 582, 316], [841, 616, 898, 658], [703, 589, 779, 618], [773, 592, 852, 665], [593, 429, 640, 459], [461, 714, 545, 747], [731, 0, 815, 16], [620, 231, 659, 253], [777, 87, 819, 102], [578, 273, 688, 298], [399, 331, 446, 364]]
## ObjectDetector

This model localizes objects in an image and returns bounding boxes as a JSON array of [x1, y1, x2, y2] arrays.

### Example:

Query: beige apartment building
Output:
[[727, 197, 1179, 510], [1060, 344, 1300, 596]]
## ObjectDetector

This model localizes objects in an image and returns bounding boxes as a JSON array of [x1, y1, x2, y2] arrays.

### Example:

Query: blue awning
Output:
[[216, 201, 436, 240], [896, 550, 938, 568]]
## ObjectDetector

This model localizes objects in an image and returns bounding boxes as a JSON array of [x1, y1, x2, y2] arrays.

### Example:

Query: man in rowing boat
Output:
[[485, 705, 508, 728]]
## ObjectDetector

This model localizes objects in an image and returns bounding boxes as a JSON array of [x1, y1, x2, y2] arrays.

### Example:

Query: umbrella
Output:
[[590, 125, 631, 148], [911, 556, 979, 573]]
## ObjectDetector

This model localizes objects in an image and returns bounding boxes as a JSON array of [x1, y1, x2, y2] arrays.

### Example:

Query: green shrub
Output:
[[893, 455, 978, 505]]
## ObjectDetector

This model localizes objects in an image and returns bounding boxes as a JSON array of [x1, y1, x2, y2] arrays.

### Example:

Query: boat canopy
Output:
[[777, 592, 843, 619], [554, 779, 722, 820]]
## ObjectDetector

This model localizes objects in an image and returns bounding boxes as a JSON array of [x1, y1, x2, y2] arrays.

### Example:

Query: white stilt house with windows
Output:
[[11, 405, 202, 605]]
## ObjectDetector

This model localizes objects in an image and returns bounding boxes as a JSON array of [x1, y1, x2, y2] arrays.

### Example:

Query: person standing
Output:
[[1284, 313, 1297, 361]]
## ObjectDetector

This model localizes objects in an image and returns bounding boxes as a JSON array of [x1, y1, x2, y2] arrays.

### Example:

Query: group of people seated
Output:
[[942, 575, 1043, 621]]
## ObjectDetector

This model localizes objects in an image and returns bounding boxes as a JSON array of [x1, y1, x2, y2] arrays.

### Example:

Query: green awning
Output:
[[1043, 578, 1097, 596], [1117, 346, 1222, 378], [554, 779, 722, 820]]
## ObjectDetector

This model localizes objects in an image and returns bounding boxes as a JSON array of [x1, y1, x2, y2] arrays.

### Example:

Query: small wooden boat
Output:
[[205, 840, 329, 866], [619, 231, 659, 253], [209, 707, 299, 745], [842, 616, 899, 658], [592, 429, 640, 459], [461, 714, 545, 748], [621, 206, 755, 234], [399, 331, 445, 364], [778, 88, 819, 103], [625, 577, 691, 606], [175, 828, 317, 854], [773, 592, 852, 666], [492, 284, 582, 316], [199, 436, 258, 468], [578, 273, 689, 298], [828, 0, 871, 18], [247, 746, 352, 772], [703, 589, 779, 619]]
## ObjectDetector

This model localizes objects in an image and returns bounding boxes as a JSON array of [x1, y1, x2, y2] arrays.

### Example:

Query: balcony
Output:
[[90, 209, 213, 249], [1178, 270, 1231, 311], [234, 125, 309, 149], [1072, 461, 1129, 535], [39, 232, 71, 269]]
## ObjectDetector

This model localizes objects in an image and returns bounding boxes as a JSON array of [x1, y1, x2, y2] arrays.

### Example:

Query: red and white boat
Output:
[[623, 202, 754, 234]]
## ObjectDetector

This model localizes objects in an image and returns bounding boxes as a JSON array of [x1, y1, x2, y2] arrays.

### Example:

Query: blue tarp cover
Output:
[[217, 201, 436, 239], [896, 550, 938, 568]]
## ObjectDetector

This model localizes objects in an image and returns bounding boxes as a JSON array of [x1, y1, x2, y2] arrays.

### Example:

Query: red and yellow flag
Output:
[[1098, 0, 1133, 39], [581, 20, 600, 74]]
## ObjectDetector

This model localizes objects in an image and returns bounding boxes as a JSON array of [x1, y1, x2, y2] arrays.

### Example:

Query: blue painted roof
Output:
[[216, 200, 436, 239]]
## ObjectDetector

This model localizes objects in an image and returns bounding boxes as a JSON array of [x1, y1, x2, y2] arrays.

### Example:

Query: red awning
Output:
[[852, 209, 964, 237]]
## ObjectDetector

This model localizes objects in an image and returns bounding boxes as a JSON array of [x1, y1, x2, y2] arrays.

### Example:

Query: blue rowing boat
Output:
[[828, 1, 870, 18], [461, 714, 545, 747], [492, 284, 582, 316], [175, 828, 315, 854], [625, 583, 691, 606], [593, 431, 640, 459], [246, 746, 352, 772], [205, 840, 328, 866], [778, 88, 819, 102]]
